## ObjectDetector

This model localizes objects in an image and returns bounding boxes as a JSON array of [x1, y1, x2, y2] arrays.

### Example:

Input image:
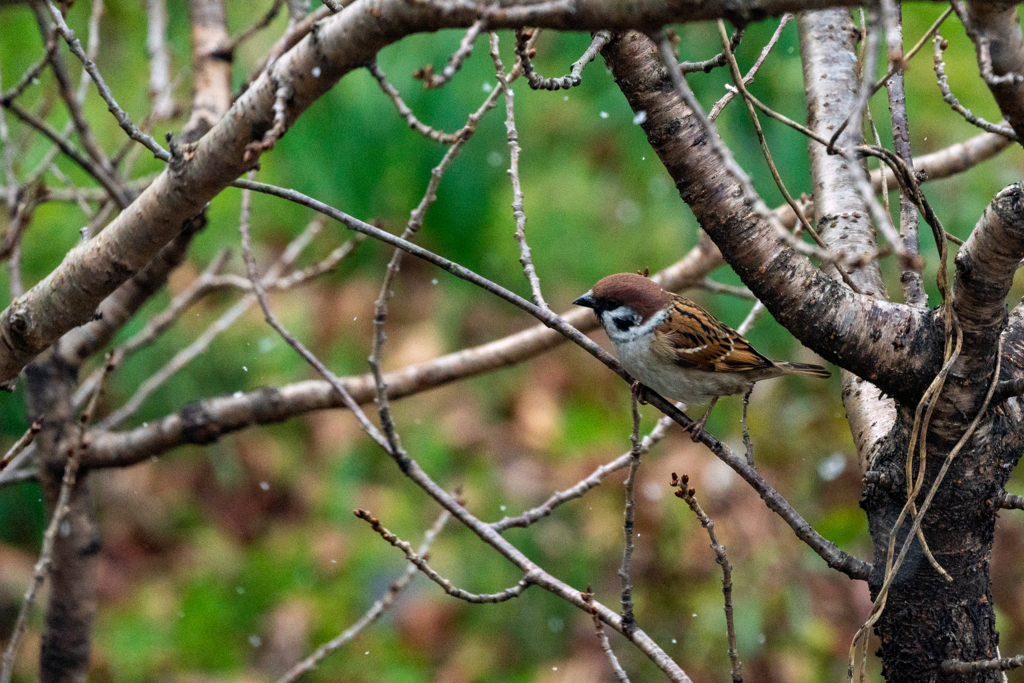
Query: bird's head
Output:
[[573, 272, 671, 337]]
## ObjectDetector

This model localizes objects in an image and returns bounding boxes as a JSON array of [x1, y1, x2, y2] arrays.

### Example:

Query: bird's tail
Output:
[[776, 362, 831, 379]]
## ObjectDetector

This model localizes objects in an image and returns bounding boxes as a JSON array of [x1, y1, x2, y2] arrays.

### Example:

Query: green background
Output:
[[1, 3, 1023, 682]]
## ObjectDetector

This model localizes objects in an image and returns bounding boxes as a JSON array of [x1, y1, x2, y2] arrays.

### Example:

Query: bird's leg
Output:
[[742, 386, 754, 466], [631, 381, 648, 405], [689, 397, 719, 442]]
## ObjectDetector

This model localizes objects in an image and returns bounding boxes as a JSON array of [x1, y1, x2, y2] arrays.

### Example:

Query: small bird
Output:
[[573, 272, 830, 440]]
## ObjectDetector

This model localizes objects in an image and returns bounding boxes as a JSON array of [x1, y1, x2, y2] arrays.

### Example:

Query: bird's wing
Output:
[[652, 295, 775, 373]]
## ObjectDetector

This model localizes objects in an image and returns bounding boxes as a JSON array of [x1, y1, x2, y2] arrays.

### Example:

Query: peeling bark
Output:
[[798, 8, 897, 467]]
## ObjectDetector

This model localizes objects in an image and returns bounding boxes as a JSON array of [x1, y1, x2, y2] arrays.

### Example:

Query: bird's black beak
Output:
[[573, 291, 596, 309]]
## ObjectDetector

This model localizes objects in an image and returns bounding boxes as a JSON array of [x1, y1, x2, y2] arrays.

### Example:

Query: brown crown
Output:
[[590, 272, 671, 322]]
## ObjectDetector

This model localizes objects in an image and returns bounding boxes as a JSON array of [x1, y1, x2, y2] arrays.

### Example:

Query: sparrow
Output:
[[573, 272, 830, 440]]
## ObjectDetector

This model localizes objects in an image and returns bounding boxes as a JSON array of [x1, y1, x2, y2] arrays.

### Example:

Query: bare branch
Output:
[[584, 588, 632, 682], [417, 15, 489, 89], [44, 0, 170, 160], [516, 28, 611, 90], [355, 509, 530, 602], [671, 474, 742, 683], [942, 655, 1024, 674], [494, 33, 547, 308], [933, 34, 1017, 141], [618, 397, 643, 633], [276, 510, 451, 683], [0, 419, 41, 473]]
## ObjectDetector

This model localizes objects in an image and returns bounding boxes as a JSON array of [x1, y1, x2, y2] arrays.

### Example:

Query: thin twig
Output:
[[680, 27, 743, 75], [0, 419, 42, 473], [367, 60, 462, 144], [492, 414, 675, 531], [4, 101, 128, 207], [933, 34, 1017, 141], [494, 33, 547, 308], [698, 277, 756, 300], [355, 509, 530, 602], [223, 0, 285, 55], [618, 396, 643, 633], [416, 14, 489, 89], [0, 28, 58, 105], [44, 0, 170, 161], [709, 16, 790, 121], [942, 654, 1024, 674], [516, 28, 611, 90], [672, 473, 742, 683], [35, 0, 116, 183], [236, 177, 393, 452], [584, 587, 632, 683], [277, 510, 451, 683], [244, 80, 292, 161]]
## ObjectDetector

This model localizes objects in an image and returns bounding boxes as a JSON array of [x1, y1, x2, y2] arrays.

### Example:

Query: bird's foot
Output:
[[631, 381, 648, 405], [687, 397, 719, 443]]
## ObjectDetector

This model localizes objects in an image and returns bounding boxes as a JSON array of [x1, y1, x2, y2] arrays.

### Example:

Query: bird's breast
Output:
[[611, 336, 753, 405]]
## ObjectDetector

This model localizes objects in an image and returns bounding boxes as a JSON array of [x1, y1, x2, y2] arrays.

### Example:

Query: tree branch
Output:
[[960, 0, 1024, 144], [798, 9, 897, 467], [0, 0, 947, 387], [602, 30, 943, 405]]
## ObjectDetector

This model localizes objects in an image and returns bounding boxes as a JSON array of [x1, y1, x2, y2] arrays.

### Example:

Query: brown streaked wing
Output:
[[653, 295, 775, 372]]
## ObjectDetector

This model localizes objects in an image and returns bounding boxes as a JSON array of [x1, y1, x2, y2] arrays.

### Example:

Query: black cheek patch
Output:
[[613, 316, 634, 332]]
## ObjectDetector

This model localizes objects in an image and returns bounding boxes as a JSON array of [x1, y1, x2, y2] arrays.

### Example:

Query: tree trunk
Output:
[[603, 27, 1024, 682]]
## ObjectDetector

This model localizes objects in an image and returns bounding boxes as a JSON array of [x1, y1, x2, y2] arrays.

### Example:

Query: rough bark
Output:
[[0, 0, 939, 387], [602, 27, 1024, 683], [601, 30, 944, 405], [963, 0, 1024, 146], [798, 8, 897, 468], [23, 354, 99, 683]]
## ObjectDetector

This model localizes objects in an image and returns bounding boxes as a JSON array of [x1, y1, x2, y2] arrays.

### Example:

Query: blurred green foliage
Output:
[[2, 2, 1024, 682]]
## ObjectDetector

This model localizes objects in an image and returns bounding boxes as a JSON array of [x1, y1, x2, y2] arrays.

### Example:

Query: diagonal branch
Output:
[[601, 30, 943, 405], [959, 0, 1024, 144], [0, 0, 931, 388]]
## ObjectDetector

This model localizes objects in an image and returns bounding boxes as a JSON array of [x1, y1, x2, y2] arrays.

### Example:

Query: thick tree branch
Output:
[[0, 0, 983, 388], [961, 0, 1024, 145], [799, 9, 896, 467], [76, 244, 721, 469], [54, 215, 207, 368], [183, 0, 233, 143], [952, 184, 1024, 343], [939, 184, 1024, 423], [602, 30, 943, 404]]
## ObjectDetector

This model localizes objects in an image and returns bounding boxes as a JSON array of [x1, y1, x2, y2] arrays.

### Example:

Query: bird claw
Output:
[[687, 416, 708, 443], [687, 397, 718, 442], [631, 381, 648, 405]]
